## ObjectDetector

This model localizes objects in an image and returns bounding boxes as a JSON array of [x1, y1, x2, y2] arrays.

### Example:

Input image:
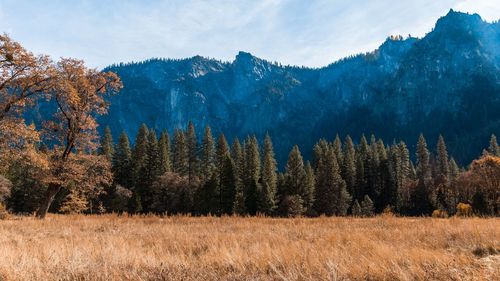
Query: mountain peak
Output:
[[435, 9, 483, 31]]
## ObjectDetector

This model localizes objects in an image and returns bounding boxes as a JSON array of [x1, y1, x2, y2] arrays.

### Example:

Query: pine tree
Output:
[[488, 134, 499, 156], [145, 130, 161, 179], [360, 195, 374, 217], [113, 131, 132, 188], [413, 134, 433, 215], [216, 134, 230, 172], [98, 126, 114, 161], [141, 130, 161, 211], [355, 135, 370, 201], [231, 138, 243, 182], [233, 184, 246, 215], [131, 124, 149, 186], [416, 134, 431, 183], [342, 135, 357, 199], [172, 128, 188, 175], [243, 136, 260, 215], [259, 134, 277, 214], [220, 154, 237, 214], [200, 126, 216, 181], [436, 135, 449, 181], [284, 145, 306, 196], [332, 134, 343, 165], [158, 131, 171, 175], [314, 149, 350, 216], [185, 121, 199, 183], [449, 158, 460, 181], [195, 173, 219, 215], [352, 200, 362, 216], [302, 162, 315, 212]]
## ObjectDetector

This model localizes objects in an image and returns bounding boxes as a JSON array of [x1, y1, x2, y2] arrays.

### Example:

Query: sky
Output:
[[0, 0, 499, 69]]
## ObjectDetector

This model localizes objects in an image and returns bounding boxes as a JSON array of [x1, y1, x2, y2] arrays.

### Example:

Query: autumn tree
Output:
[[0, 34, 54, 171], [0, 34, 53, 129], [36, 58, 122, 218]]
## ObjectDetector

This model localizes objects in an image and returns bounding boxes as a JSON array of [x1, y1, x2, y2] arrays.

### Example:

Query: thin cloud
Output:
[[0, 0, 498, 69]]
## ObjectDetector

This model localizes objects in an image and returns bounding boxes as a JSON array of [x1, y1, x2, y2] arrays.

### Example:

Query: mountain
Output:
[[99, 10, 500, 165]]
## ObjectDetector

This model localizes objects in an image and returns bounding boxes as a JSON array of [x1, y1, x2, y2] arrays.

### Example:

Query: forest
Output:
[[0, 33, 499, 219]]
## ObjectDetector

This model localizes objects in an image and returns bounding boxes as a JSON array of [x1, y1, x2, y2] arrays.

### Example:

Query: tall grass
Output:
[[0, 215, 498, 280]]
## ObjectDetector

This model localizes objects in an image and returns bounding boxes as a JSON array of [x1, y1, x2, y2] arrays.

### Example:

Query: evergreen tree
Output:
[[172, 128, 188, 175], [244, 136, 260, 215], [131, 124, 149, 187], [185, 121, 199, 183], [342, 135, 357, 199], [352, 200, 362, 216], [233, 184, 246, 215], [98, 126, 114, 161], [145, 130, 161, 179], [158, 131, 171, 175], [436, 135, 449, 181], [314, 149, 350, 216], [449, 158, 460, 181], [259, 134, 277, 214], [220, 154, 237, 214], [355, 135, 370, 201], [360, 195, 374, 217], [332, 134, 343, 165], [113, 131, 132, 188], [216, 134, 230, 172], [302, 162, 316, 213], [141, 130, 161, 211], [416, 134, 431, 183], [413, 134, 433, 215], [200, 126, 216, 181], [488, 134, 499, 156], [195, 173, 219, 215], [231, 138, 243, 184], [284, 145, 306, 196]]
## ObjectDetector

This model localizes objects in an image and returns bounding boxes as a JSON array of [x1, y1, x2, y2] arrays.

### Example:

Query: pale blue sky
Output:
[[1, 0, 499, 69]]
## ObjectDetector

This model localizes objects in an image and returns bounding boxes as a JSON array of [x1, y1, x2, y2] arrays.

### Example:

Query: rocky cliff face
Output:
[[99, 10, 500, 164]]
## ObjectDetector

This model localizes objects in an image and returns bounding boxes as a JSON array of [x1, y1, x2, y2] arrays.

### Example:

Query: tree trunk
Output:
[[36, 183, 61, 219]]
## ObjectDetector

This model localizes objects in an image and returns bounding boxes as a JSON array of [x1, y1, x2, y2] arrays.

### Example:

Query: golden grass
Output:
[[0, 215, 498, 280]]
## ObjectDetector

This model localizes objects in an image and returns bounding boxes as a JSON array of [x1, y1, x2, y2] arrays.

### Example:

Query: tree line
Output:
[[41, 122, 495, 217]]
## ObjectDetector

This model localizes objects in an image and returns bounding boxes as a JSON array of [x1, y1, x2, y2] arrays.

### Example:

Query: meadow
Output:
[[0, 215, 498, 281]]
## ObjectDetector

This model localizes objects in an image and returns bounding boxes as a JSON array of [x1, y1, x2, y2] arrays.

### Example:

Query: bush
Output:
[[278, 195, 305, 217], [351, 200, 362, 217], [0, 202, 8, 220], [432, 209, 449, 218], [361, 195, 374, 217], [382, 205, 395, 216], [0, 175, 12, 204], [456, 203, 473, 217]]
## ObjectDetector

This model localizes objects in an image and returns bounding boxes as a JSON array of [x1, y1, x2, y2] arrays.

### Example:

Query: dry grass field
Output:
[[0, 215, 498, 281]]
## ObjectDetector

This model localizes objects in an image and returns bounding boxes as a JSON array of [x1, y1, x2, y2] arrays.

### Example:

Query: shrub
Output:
[[456, 203, 472, 217], [0, 175, 12, 204], [382, 205, 395, 216], [0, 202, 8, 220], [351, 200, 362, 217], [278, 195, 305, 217], [432, 209, 449, 218], [361, 195, 374, 217]]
